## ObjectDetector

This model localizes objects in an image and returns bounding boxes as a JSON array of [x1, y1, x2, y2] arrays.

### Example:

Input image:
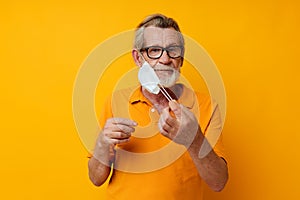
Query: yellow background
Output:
[[1, 0, 299, 199]]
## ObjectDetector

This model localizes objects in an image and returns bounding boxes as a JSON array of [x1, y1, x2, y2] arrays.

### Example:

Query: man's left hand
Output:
[[158, 100, 200, 147]]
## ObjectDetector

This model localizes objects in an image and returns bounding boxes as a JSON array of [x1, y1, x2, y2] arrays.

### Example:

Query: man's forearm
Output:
[[88, 156, 111, 186], [188, 129, 228, 192]]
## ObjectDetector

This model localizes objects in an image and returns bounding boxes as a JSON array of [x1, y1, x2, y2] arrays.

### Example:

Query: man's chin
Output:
[[157, 70, 180, 88], [159, 81, 177, 88]]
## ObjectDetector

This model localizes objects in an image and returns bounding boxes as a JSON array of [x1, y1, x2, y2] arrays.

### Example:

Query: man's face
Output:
[[141, 26, 183, 87]]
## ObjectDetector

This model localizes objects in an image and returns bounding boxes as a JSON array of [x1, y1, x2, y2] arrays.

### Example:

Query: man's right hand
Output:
[[93, 118, 137, 166]]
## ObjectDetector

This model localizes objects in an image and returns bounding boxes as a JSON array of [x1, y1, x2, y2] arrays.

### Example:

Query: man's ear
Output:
[[132, 49, 143, 67], [180, 57, 184, 67]]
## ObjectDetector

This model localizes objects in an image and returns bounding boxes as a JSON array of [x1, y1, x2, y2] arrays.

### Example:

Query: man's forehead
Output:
[[143, 26, 181, 46]]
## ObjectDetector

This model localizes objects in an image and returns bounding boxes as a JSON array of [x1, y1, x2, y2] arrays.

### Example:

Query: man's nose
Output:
[[158, 50, 172, 65]]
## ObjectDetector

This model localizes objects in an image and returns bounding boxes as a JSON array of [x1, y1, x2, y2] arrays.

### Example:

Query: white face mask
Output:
[[138, 62, 160, 94]]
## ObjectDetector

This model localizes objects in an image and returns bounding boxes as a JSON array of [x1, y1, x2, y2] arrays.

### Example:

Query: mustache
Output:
[[153, 65, 175, 71]]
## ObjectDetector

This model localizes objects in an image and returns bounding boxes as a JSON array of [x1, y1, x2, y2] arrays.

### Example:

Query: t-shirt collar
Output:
[[129, 84, 195, 109]]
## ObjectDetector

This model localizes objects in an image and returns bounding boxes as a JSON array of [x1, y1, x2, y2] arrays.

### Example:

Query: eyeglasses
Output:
[[140, 46, 183, 59]]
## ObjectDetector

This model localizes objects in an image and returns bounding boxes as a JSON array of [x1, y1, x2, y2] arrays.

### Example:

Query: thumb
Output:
[[169, 100, 181, 119]]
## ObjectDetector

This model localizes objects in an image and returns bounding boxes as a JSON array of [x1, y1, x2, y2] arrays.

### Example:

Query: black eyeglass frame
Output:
[[140, 45, 184, 59]]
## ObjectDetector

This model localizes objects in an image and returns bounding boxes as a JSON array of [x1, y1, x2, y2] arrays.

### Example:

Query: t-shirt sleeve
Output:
[[203, 101, 227, 163], [87, 95, 114, 158], [98, 94, 114, 129]]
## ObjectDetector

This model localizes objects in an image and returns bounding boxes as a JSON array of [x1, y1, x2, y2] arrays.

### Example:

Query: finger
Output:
[[169, 100, 181, 119], [161, 107, 178, 128], [110, 138, 130, 145], [109, 124, 135, 134], [104, 131, 131, 139], [165, 113, 178, 127], [161, 107, 169, 122], [158, 111, 173, 135], [109, 118, 138, 127], [158, 119, 168, 136]]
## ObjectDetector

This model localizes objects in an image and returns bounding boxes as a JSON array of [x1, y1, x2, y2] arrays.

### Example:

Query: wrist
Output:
[[187, 127, 204, 153], [192, 126, 204, 144], [93, 141, 113, 166]]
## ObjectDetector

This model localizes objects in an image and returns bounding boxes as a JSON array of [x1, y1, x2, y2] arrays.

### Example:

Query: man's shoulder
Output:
[[111, 85, 142, 103], [180, 84, 211, 107]]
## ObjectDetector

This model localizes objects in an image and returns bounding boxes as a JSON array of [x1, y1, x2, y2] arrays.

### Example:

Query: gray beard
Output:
[[154, 65, 180, 88]]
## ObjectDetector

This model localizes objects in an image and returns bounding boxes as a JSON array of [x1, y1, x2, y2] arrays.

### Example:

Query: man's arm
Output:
[[188, 130, 228, 192], [158, 101, 228, 192], [88, 118, 137, 186], [88, 156, 111, 186]]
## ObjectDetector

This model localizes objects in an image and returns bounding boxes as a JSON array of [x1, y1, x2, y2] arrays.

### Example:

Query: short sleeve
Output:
[[87, 94, 114, 158], [201, 101, 227, 162], [98, 94, 114, 129]]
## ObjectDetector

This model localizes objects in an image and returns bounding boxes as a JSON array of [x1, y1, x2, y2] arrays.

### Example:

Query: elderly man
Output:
[[88, 14, 228, 200]]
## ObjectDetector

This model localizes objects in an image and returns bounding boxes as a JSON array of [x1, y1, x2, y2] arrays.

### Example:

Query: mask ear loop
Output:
[[138, 51, 173, 102], [158, 84, 173, 101]]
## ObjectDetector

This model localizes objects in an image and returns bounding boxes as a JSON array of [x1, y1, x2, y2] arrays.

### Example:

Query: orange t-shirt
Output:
[[97, 84, 226, 200]]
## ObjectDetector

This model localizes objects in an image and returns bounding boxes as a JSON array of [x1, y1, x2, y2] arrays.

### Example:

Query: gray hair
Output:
[[134, 14, 185, 56]]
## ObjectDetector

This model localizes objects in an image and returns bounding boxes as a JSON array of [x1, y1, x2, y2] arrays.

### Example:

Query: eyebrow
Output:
[[167, 43, 180, 46], [146, 44, 181, 48]]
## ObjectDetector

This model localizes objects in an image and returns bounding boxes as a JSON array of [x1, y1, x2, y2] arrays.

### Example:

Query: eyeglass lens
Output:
[[146, 46, 182, 59]]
